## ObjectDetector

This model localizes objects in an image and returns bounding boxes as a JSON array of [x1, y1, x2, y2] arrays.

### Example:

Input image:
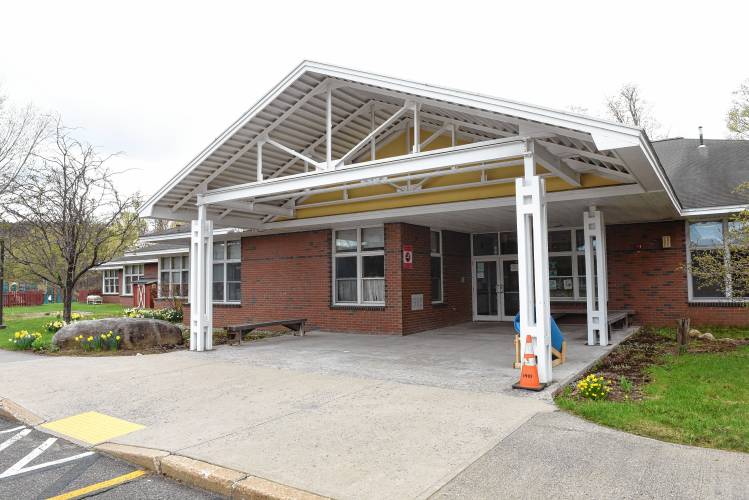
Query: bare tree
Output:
[[2, 122, 140, 321], [605, 84, 663, 138], [0, 93, 49, 196], [727, 79, 749, 139]]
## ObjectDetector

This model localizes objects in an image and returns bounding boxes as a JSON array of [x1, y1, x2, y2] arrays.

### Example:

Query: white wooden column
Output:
[[190, 205, 214, 351], [515, 141, 552, 383], [584, 206, 608, 346]]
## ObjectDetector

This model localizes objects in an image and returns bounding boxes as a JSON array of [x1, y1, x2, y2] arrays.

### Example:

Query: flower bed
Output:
[[123, 307, 182, 323]]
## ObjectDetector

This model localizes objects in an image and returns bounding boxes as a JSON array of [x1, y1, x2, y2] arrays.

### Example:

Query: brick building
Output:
[[98, 62, 748, 384]]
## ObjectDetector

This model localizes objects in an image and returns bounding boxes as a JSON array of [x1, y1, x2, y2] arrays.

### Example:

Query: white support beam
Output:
[[532, 141, 581, 187], [265, 138, 323, 169], [370, 102, 376, 161], [326, 86, 333, 169], [189, 205, 213, 351], [256, 140, 264, 182], [412, 103, 421, 153], [216, 200, 294, 217], [335, 101, 413, 167], [199, 137, 525, 206], [564, 158, 635, 182], [515, 147, 552, 385], [584, 207, 609, 346], [419, 123, 450, 151], [149, 206, 263, 230], [269, 99, 378, 180], [171, 78, 332, 212]]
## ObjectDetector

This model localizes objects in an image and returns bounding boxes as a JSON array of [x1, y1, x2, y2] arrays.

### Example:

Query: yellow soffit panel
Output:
[[294, 173, 624, 219]]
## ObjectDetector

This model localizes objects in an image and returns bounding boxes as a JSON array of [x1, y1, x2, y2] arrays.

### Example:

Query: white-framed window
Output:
[[159, 255, 189, 298], [102, 269, 119, 295], [686, 219, 745, 301], [333, 227, 385, 305], [431, 230, 443, 303], [213, 240, 241, 303], [123, 264, 144, 296]]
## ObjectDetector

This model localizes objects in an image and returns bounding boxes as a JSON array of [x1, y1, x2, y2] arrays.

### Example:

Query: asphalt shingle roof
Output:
[[653, 138, 749, 210]]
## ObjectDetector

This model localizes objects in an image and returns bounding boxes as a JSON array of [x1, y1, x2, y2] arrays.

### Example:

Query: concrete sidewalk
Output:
[[433, 411, 749, 500], [0, 344, 551, 499]]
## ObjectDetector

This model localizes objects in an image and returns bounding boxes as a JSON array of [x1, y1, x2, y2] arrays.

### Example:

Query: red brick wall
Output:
[[398, 225, 472, 334], [607, 221, 749, 327], [183, 223, 472, 335]]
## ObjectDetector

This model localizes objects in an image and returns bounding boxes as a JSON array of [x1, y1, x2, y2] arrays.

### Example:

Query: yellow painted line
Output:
[[46, 469, 147, 500], [41, 412, 145, 445]]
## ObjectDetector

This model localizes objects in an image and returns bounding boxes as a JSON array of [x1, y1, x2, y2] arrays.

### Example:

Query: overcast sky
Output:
[[1, 0, 747, 198]]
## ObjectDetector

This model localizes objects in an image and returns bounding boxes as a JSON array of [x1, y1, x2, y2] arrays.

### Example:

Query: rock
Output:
[[698, 332, 715, 341], [52, 318, 183, 350], [688, 328, 701, 338]]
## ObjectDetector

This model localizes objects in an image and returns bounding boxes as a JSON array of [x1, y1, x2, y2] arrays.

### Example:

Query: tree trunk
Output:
[[62, 285, 73, 323], [676, 318, 690, 354]]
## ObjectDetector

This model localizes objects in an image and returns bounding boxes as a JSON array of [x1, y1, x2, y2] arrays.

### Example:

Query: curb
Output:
[[0, 397, 46, 426], [96, 445, 330, 499], [0, 398, 328, 499]]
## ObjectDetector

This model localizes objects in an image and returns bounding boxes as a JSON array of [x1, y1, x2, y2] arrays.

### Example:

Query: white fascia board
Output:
[[95, 258, 158, 269], [681, 205, 749, 217], [124, 248, 189, 257], [139, 61, 312, 218], [637, 134, 683, 213], [200, 137, 526, 206], [139, 227, 240, 243]]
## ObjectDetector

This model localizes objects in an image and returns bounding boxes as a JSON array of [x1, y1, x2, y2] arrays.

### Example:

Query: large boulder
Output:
[[53, 318, 183, 350]]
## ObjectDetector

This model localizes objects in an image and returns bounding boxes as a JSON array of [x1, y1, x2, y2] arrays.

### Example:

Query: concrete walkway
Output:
[[1, 325, 746, 499], [433, 411, 749, 500]]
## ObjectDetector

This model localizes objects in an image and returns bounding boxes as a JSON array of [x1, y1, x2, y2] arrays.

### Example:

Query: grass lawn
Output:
[[556, 327, 749, 453], [0, 303, 124, 350]]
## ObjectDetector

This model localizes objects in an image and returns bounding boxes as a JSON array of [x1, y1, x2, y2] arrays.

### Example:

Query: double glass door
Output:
[[473, 258, 519, 321]]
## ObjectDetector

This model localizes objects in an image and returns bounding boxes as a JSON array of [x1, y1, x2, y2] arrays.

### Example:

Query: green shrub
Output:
[[619, 376, 633, 394], [31, 336, 53, 352]]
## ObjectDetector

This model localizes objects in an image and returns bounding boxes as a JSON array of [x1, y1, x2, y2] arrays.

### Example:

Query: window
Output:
[[431, 230, 443, 303], [103, 269, 119, 295], [472, 233, 498, 256], [160, 255, 189, 298], [333, 227, 385, 304], [123, 264, 144, 296], [687, 220, 745, 301], [213, 240, 241, 303]]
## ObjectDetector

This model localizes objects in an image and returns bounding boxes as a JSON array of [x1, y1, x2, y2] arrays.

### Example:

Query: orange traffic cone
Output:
[[512, 335, 546, 391]]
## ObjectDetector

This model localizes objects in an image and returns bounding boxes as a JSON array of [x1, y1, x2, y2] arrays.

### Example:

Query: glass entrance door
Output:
[[500, 259, 519, 321], [474, 260, 499, 320]]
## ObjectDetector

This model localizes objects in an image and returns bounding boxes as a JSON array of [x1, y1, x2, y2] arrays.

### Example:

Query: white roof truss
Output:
[[141, 61, 682, 226]]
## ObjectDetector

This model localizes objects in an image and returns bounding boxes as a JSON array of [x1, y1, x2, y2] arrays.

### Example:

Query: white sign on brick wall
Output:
[[411, 294, 424, 311]]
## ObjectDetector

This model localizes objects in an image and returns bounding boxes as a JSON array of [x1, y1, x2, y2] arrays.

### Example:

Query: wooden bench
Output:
[[550, 307, 635, 332], [226, 318, 307, 346]]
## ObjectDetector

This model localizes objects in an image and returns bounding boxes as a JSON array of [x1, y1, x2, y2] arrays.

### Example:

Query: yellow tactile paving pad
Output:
[[41, 411, 145, 444]]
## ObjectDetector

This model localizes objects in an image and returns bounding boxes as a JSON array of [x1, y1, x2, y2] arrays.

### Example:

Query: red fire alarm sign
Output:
[[403, 245, 413, 269]]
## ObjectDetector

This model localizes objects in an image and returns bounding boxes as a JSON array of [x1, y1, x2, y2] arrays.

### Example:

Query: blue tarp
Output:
[[513, 313, 565, 352]]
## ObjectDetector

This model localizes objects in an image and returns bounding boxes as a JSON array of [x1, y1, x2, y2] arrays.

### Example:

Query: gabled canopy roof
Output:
[[141, 61, 681, 227]]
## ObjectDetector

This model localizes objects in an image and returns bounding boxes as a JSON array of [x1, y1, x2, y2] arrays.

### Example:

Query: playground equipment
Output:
[[513, 313, 567, 369]]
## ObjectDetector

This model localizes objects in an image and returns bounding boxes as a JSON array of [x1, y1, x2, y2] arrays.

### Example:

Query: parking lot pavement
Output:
[[0, 418, 220, 499]]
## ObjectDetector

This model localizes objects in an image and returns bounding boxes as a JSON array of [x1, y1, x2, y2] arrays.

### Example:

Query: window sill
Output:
[[331, 304, 386, 311], [688, 300, 748, 308], [102, 292, 119, 296]]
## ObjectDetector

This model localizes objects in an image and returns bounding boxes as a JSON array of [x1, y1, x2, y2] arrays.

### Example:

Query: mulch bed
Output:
[[570, 328, 749, 402]]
